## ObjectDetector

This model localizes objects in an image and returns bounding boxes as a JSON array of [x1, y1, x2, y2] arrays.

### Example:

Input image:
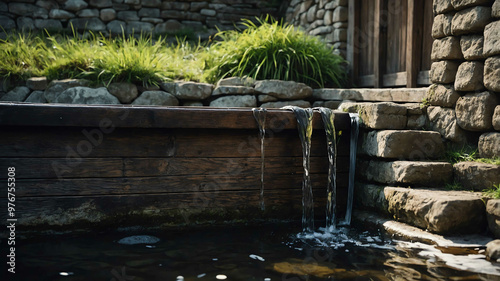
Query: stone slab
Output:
[[479, 132, 500, 158], [454, 162, 500, 191]]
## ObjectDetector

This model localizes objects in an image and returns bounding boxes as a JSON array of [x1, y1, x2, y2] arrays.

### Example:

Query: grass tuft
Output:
[[483, 184, 500, 199]]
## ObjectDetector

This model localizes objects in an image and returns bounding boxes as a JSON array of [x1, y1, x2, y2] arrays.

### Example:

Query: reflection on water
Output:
[[6, 223, 500, 281]]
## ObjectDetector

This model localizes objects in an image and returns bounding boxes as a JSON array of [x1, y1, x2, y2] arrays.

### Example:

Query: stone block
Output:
[[64, 0, 88, 12], [456, 91, 498, 131], [479, 132, 500, 158], [107, 82, 138, 104], [24, 91, 47, 103], [494, 106, 500, 131], [454, 162, 500, 191], [306, 4, 317, 22], [332, 6, 347, 22], [154, 19, 182, 35], [432, 13, 454, 39], [494, 0, 500, 18], [460, 35, 485, 60], [384, 187, 486, 234], [26, 77, 48, 91], [100, 8, 116, 22], [452, 6, 491, 35], [89, 0, 112, 8], [258, 95, 278, 103], [360, 130, 444, 159], [260, 100, 311, 108], [451, 0, 493, 9], [142, 0, 161, 8], [171, 82, 213, 100], [431, 36, 463, 60], [49, 9, 74, 20], [77, 9, 99, 18], [360, 160, 453, 187], [430, 61, 460, 83], [425, 84, 460, 107], [107, 20, 126, 35], [138, 8, 159, 18], [355, 102, 407, 129], [454, 61, 485, 92], [354, 183, 389, 214], [131, 90, 178, 106], [117, 11, 139, 21], [427, 106, 467, 143], [407, 114, 428, 129], [212, 86, 255, 96], [126, 21, 153, 34], [254, 80, 312, 100], [0, 86, 30, 102], [17, 17, 34, 30], [487, 200, 500, 238], [69, 18, 106, 32], [54, 87, 120, 105], [216, 77, 255, 87], [209, 95, 257, 107], [485, 56, 500, 92], [434, 0, 454, 14], [484, 21, 500, 56], [34, 19, 63, 31]]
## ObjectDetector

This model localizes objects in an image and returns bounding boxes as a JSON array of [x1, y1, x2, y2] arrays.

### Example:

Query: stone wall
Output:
[[427, 0, 500, 157], [285, 0, 348, 56], [0, 0, 282, 39]]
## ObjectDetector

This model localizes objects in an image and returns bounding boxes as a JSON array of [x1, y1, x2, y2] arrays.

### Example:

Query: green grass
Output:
[[0, 32, 47, 80], [444, 145, 500, 166], [483, 184, 500, 199]]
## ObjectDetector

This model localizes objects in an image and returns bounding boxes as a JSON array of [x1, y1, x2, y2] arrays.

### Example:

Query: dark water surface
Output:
[[3, 222, 500, 281]]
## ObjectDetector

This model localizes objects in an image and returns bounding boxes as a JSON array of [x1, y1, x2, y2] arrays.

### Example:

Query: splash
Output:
[[340, 113, 359, 226], [252, 107, 267, 211], [283, 106, 315, 233]]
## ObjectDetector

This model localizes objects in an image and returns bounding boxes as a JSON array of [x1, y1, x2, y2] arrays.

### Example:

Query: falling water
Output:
[[316, 107, 337, 231], [341, 113, 360, 226], [283, 106, 315, 233], [252, 107, 267, 211]]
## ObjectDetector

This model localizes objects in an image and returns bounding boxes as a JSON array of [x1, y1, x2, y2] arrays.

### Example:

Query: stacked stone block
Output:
[[427, 0, 500, 159], [0, 0, 281, 39], [286, 0, 348, 57]]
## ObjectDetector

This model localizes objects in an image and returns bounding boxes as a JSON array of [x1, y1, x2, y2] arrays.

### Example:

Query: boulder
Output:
[[484, 56, 500, 92], [431, 36, 463, 61], [360, 130, 444, 160], [425, 84, 460, 107], [359, 160, 453, 187], [0, 86, 30, 102], [494, 0, 500, 18], [479, 132, 500, 158], [452, 6, 491, 35], [494, 106, 500, 131], [212, 86, 255, 96], [454, 162, 500, 191], [54, 87, 120, 105], [432, 13, 454, 39], [454, 61, 485, 92], [107, 82, 138, 104], [260, 100, 311, 108], [460, 35, 485, 60], [24, 91, 47, 103], [486, 239, 500, 260], [487, 201, 500, 239], [209, 95, 257, 107], [427, 106, 467, 143], [434, 0, 454, 14], [174, 82, 213, 100], [355, 102, 407, 130], [131, 91, 178, 106], [385, 187, 486, 234], [484, 20, 500, 56], [26, 77, 48, 91], [44, 79, 91, 102], [254, 80, 312, 100], [430, 61, 460, 83], [456, 91, 498, 131]]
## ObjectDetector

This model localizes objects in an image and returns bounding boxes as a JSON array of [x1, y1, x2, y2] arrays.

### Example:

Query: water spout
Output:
[[252, 107, 267, 211], [340, 113, 359, 226], [283, 106, 315, 233]]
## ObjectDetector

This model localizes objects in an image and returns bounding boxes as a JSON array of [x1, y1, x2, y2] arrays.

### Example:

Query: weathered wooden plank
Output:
[[9, 173, 349, 197], [406, 0, 423, 88], [347, 0, 359, 83], [417, 70, 430, 86], [0, 104, 352, 130], [358, 75, 375, 87], [383, 72, 407, 87], [420, 0, 434, 72], [0, 156, 351, 179], [373, 0, 385, 88]]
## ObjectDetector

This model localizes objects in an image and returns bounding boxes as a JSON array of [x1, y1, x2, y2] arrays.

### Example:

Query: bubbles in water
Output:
[[197, 273, 206, 278], [216, 274, 227, 280], [249, 254, 265, 261], [59, 272, 74, 276], [176, 275, 184, 281]]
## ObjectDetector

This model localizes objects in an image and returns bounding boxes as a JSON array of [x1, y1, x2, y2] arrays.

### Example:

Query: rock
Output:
[[257, 95, 278, 103], [479, 132, 500, 158], [360, 130, 444, 160], [138, 8, 160, 18], [432, 13, 454, 39], [456, 91, 498, 131], [494, 106, 500, 131], [407, 114, 428, 129], [487, 202, 500, 239], [451, 0, 492, 9], [36, 1, 58, 11], [34, 19, 63, 31], [107, 20, 126, 35], [117, 11, 139, 21], [131, 91, 178, 106], [431, 36, 463, 60], [454, 61, 485, 92], [49, 9, 75, 20], [260, 100, 311, 108], [107, 82, 138, 104], [64, 0, 88, 12], [8, 3, 48, 18], [354, 183, 389, 214], [486, 239, 500, 259], [26, 77, 48, 91], [24, 91, 47, 103], [212, 86, 255, 96], [332, 6, 348, 22], [384, 187, 486, 234], [452, 6, 491, 35], [313, 88, 426, 103], [126, 21, 154, 34], [254, 80, 312, 100], [154, 19, 182, 34], [216, 77, 255, 87], [425, 84, 460, 107], [359, 160, 453, 187], [17, 17, 34, 30], [89, 0, 112, 8], [460, 35, 485, 60], [430, 61, 460, 83], [427, 106, 467, 143], [78, 9, 99, 18], [69, 18, 106, 32], [0, 86, 31, 102], [355, 102, 407, 129], [209, 95, 257, 107], [117, 235, 160, 245], [142, 0, 161, 7], [494, 0, 500, 18], [484, 21, 500, 56], [100, 8, 116, 22], [484, 56, 500, 93], [454, 162, 500, 191], [44, 79, 91, 102], [173, 82, 213, 100], [434, 0, 454, 14], [54, 87, 120, 105]]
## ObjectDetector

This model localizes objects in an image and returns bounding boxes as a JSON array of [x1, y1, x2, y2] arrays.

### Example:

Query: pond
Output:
[[7, 222, 500, 281]]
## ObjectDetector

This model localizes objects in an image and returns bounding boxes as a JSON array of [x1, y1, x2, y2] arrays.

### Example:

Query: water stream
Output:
[[341, 113, 360, 226], [252, 107, 267, 211]]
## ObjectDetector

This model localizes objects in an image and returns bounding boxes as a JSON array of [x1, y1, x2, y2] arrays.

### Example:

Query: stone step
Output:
[[355, 183, 486, 235], [313, 87, 427, 103], [359, 160, 453, 187], [454, 161, 500, 191], [359, 130, 444, 160]]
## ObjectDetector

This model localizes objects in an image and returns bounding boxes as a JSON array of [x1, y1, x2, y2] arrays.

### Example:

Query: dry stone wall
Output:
[[0, 0, 282, 39]]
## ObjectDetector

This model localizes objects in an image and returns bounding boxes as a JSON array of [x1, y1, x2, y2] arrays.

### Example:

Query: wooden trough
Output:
[[0, 103, 352, 230]]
